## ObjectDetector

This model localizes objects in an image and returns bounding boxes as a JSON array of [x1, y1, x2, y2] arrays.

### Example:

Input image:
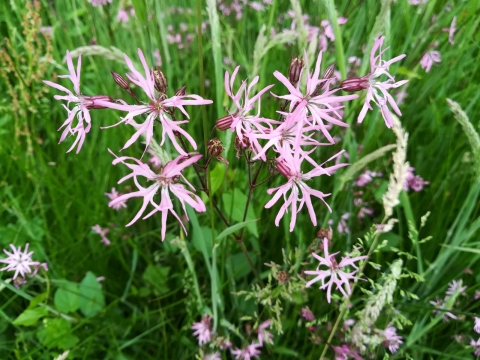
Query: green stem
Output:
[[324, 0, 346, 80]]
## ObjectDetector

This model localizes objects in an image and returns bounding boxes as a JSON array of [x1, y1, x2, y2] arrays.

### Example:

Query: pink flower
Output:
[[117, 9, 129, 22], [147, 148, 163, 168], [442, 16, 457, 44], [337, 213, 350, 234], [191, 314, 212, 346], [404, 167, 429, 192], [343, 36, 408, 128], [88, 0, 112, 6], [429, 297, 457, 321], [273, 51, 358, 143], [153, 49, 162, 66], [474, 317, 480, 333], [383, 324, 403, 353], [105, 188, 127, 210], [265, 148, 348, 232], [231, 342, 262, 360], [333, 344, 363, 360], [471, 338, 480, 357], [446, 280, 467, 296], [301, 307, 315, 321], [43, 51, 113, 153], [222, 66, 276, 150], [408, 0, 427, 5], [96, 49, 212, 155], [305, 238, 367, 303], [358, 207, 374, 219], [420, 51, 441, 73], [354, 170, 382, 187], [108, 150, 206, 241], [0, 243, 45, 280], [256, 320, 273, 346], [203, 353, 221, 360], [92, 225, 111, 246]]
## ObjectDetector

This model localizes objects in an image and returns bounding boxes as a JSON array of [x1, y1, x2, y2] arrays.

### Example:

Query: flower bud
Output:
[[174, 85, 186, 97], [207, 138, 224, 158], [84, 95, 115, 109], [289, 56, 304, 85], [275, 159, 292, 178], [111, 71, 130, 90], [340, 76, 369, 92], [234, 135, 250, 152], [216, 114, 234, 131], [322, 62, 336, 80], [151, 66, 168, 94], [316, 227, 333, 242], [276, 270, 289, 284]]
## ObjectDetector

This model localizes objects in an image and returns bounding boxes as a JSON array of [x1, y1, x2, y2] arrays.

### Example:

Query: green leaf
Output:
[[12, 307, 48, 326], [216, 218, 259, 241], [54, 282, 80, 314], [37, 318, 79, 350], [27, 293, 47, 310], [210, 163, 225, 195], [78, 272, 105, 317], [227, 252, 257, 280], [142, 264, 170, 296], [131, 0, 147, 24]]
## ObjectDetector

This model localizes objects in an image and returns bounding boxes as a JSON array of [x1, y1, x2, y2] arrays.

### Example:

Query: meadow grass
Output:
[[0, 0, 480, 358]]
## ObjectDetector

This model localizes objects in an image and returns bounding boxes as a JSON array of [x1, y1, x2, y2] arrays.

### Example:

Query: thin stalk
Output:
[[197, 0, 220, 331]]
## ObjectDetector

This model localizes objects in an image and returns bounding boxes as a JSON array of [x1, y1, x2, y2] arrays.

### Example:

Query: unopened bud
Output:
[[216, 114, 234, 131], [322, 63, 336, 80], [275, 159, 292, 178], [316, 227, 333, 242], [340, 76, 369, 92], [174, 85, 186, 97], [207, 138, 224, 158], [111, 71, 130, 90], [151, 67, 168, 94], [84, 95, 115, 109], [289, 56, 304, 85]]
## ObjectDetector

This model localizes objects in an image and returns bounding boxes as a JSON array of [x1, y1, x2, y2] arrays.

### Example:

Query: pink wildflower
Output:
[[273, 51, 358, 143], [96, 49, 212, 155], [265, 147, 348, 232], [474, 317, 480, 333], [191, 314, 212, 346], [404, 167, 429, 192], [301, 307, 315, 321], [383, 324, 403, 353], [92, 225, 111, 245], [203, 353, 221, 360], [256, 320, 273, 346], [446, 280, 467, 296], [342, 36, 408, 129], [153, 49, 162, 66], [420, 51, 441, 73], [305, 238, 367, 303], [43, 51, 114, 153], [117, 9, 129, 22], [88, 0, 112, 6], [442, 16, 457, 44], [471, 338, 480, 357], [0, 243, 45, 280], [429, 297, 458, 321], [354, 170, 382, 187], [333, 344, 363, 360], [408, 0, 427, 5], [221, 66, 276, 150], [147, 148, 163, 168], [231, 342, 262, 360], [108, 150, 206, 241], [337, 213, 350, 234], [358, 207, 374, 219], [105, 188, 127, 210]]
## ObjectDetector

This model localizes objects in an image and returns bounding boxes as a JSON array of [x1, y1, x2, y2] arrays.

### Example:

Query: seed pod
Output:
[[288, 56, 304, 85], [207, 138, 224, 158], [174, 85, 186, 97], [322, 62, 336, 80], [111, 71, 130, 90], [340, 76, 370, 92], [151, 66, 168, 94], [216, 114, 234, 131], [234, 135, 251, 152]]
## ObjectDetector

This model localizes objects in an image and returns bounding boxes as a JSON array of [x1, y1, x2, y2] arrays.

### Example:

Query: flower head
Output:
[[105, 188, 127, 210], [0, 243, 44, 280], [43, 51, 114, 153], [92, 225, 111, 245], [471, 338, 480, 357], [108, 150, 205, 240], [231, 342, 262, 360], [191, 314, 212, 346], [404, 167, 429, 192], [446, 280, 467, 296], [301, 307, 315, 321], [474, 317, 480, 334], [383, 324, 403, 353], [305, 238, 367, 303], [442, 16, 457, 44], [97, 49, 212, 155], [420, 51, 441, 73], [256, 320, 273, 346], [429, 297, 458, 321], [343, 36, 408, 128]]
